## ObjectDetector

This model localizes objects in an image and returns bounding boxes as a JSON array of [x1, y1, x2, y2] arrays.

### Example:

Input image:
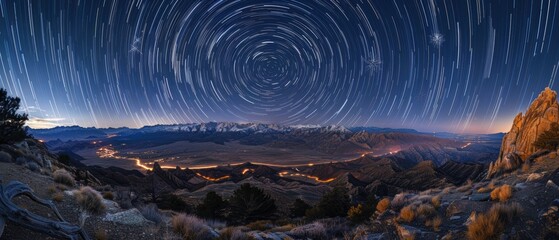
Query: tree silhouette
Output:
[[0, 88, 28, 144], [533, 122, 559, 151], [289, 198, 311, 218], [196, 191, 228, 220], [228, 183, 276, 224], [316, 187, 351, 218]]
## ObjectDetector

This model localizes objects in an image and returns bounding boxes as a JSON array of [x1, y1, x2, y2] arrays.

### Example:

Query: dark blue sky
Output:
[[1, 0, 558, 133]]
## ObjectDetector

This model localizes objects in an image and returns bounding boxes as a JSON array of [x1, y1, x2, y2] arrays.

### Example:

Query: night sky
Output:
[[1, 0, 558, 133]]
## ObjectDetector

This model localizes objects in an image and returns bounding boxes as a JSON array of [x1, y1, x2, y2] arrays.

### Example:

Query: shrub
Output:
[[290, 198, 311, 218], [0, 88, 28, 144], [27, 161, 40, 172], [171, 214, 214, 240], [315, 187, 351, 218], [348, 204, 370, 224], [0, 151, 12, 162], [102, 191, 114, 200], [15, 157, 26, 165], [75, 186, 105, 215], [431, 195, 441, 209], [391, 193, 409, 209], [228, 183, 277, 224], [399, 205, 415, 223], [57, 153, 71, 166], [376, 198, 391, 213], [490, 185, 512, 202], [53, 169, 75, 187], [289, 222, 327, 239], [157, 193, 192, 212], [246, 220, 273, 231], [467, 202, 522, 240], [416, 204, 436, 219], [52, 192, 64, 202], [533, 122, 559, 150], [140, 204, 164, 224], [305, 206, 324, 219], [218, 227, 252, 240], [196, 191, 228, 220], [94, 228, 107, 240]]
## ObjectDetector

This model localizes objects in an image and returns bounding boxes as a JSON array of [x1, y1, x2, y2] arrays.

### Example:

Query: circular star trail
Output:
[[1, 0, 559, 133]]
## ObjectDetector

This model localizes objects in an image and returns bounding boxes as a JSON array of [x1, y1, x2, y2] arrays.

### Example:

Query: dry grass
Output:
[[75, 186, 105, 215], [376, 198, 391, 213], [490, 184, 513, 202], [467, 202, 522, 240], [416, 204, 436, 219], [52, 192, 64, 202], [425, 216, 442, 231], [431, 196, 441, 209], [53, 169, 75, 187], [399, 205, 416, 223], [476, 187, 492, 193], [218, 227, 252, 240], [521, 163, 530, 172], [94, 228, 108, 240], [289, 222, 327, 239], [171, 214, 214, 240], [102, 191, 114, 200], [246, 220, 273, 231]]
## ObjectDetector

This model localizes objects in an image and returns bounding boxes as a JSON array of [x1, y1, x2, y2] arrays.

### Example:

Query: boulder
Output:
[[396, 224, 419, 240], [468, 193, 490, 201], [102, 208, 151, 225], [0, 151, 12, 163], [527, 173, 544, 182], [541, 199, 559, 234], [488, 88, 559, 178]]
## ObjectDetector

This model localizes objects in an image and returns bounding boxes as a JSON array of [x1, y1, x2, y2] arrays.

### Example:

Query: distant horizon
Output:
[[26, 120, 508, 135]]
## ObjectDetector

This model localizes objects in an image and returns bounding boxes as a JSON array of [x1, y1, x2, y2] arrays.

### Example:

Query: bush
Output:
[[157, 193, 192, 212], [347, 204, 370, 224], [0, 151, 12, 162], [53, 169, 75, 187], [196, 191, 228, 220], [289, 222, 327, 239], [27, 161, 40, 172], [376, 198, 391, 213], [416, 204, 436, 219], [171, 214, 214, 240], [102, 191, 114, 200], [533, 122, 559, 150], [75, 186, 105, 215], [94, 228, 108, 240], [490, 185, 512, 202], [425, 216, 442, 231], [290, 198, 311, 218], [246, 220, 273, 231], [52, 192, 64, 202], [431, 195, 441, 209], [399, 205, 415, 223], [228, 183, 277, 224], [315, 187, 351, 218], [58, 154, 71, 166], [140, 204, 164, 224], [467, 202, 522, 240], [218, 227, 252, 240], [0, 88, 28, 144]]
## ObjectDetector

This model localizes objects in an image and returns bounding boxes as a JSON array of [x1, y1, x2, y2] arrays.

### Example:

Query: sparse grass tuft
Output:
[[75, 186, 105, 215], [102, 191, 114, 200], [399, 205, 416, 223], [425, 215, 443, 231], [416, 204, 436, 219], [376, 198, 391, 213], [218, 227, 252, 240], [53, 169, 75, 187], [490, 184, 513, 202], [52, 192, 64, 202], [431, 195, 441, 209], [246, 220, 273, 231], [171, 214, 214, 240], [467, 202, 522, 240], [94, 228, 107, 240], [289, 222, 327, 239]]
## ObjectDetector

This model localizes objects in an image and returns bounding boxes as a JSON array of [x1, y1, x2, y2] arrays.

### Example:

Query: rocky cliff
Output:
[[488, 87, 559, 177]]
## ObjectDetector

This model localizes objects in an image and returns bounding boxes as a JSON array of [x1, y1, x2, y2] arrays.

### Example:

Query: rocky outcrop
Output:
[[489, 87, 559, 177]]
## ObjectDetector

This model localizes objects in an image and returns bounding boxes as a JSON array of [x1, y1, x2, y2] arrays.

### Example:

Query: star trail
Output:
[[1, 0, 559, 133]]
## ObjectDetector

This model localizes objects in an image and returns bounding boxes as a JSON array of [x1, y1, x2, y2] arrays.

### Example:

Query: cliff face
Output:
[[488, 87, 559, 177]]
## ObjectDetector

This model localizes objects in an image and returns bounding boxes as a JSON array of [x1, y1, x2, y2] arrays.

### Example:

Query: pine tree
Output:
[[0, 88, 28, 144], [228, 183, 276, 224], [196, 191, 228, 220]]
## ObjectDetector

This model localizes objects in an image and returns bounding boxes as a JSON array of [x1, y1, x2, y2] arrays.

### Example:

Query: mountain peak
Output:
[[488, 87, 559, 177]]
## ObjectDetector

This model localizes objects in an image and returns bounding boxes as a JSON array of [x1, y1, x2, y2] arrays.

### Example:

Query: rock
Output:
[[396, 224, 419, 240], [364, 233, 389, 240], [527, 173, 544, 182], [489, 88, 559, 178], [469, 193, 490, 201], [464, 212, 477, 226], [541, 199, 559, 234], [514, 182, 528, 190], [102, 208, 151, 225], [0, 151, 12, 162], [449, 216, 461, 221], [102, 199, 121, 213], [445, 201, 463, 216], [546, 180, 559, 191]]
